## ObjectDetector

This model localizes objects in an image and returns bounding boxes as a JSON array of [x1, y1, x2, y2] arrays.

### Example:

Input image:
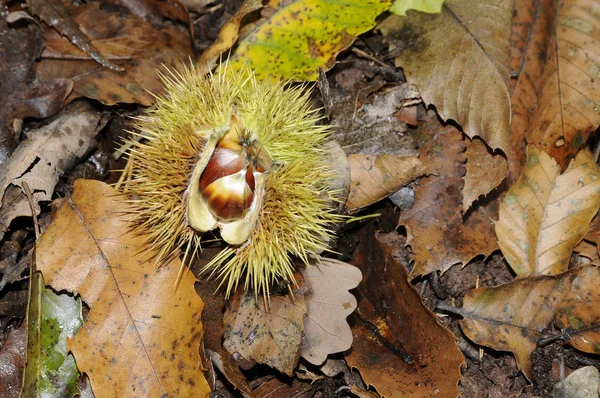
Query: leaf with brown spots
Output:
[[397, 119, 499, 278], [223, 277, 307, 376], [460, 265, 600, 379], [35, 180, 210, 397], [228, 0, 392, 81], [462, 137, 508, 212], [495, 145, 600, 276], [346, 154, 427, 213], [346, 229, 463, 397], [35, 0, 194, 106], [381, 0, 513, 155], [525, 0, 600, 167]]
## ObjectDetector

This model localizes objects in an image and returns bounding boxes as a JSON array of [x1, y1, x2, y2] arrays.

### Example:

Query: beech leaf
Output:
[[346, 154, 427, 213], [460, 265, 600, 379], [299, 258, 361, 365], [496, 145, 600, 276], [35, 180, 210, 397], [382, 0, 513, 154]]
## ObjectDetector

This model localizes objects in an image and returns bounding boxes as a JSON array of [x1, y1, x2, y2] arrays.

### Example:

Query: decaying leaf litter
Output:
[[1, 0, 600, 397]]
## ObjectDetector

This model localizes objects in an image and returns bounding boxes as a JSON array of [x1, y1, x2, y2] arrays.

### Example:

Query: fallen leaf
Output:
[[462, 137, 508, 212], [198, 0, 264, 72], [36, 180, 210, 397], [527, 0, 600, 167], [382, 0, 513, 155], [229, 0, 392, 80], [0, 325, 25, 398], [397, 120, 499, 278], [460, 265, 600, 379], [0, 7, 72, 164], [36, 0, 194, 106], [508, 0, 555, 181], [390, 0, 445, 15], [223, 278, 307, 376], [346, 154, 426, 212], [346, 229, 463, 397], [299, 258, 362, 365], [0, 102, 103, 241], [573, 239, 600, 265], [22, 270, 83, 397], [496, 145, 600, 276], [27, 0, 123, 71]]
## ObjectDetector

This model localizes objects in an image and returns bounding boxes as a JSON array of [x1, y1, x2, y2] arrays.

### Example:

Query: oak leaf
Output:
[[496, 145, 600, 276], [36, 180, 210, 397]]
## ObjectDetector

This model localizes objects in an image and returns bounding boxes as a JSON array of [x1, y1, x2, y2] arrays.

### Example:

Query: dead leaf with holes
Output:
[[346, 154, 427, 213], [460, 265, 600, 379], [223, 277, 308, 376], [462, 138, 508, 212], [35, 180, 210, 397], [0, 102, 103, 242], [346, 229, 463, 397], [380, 0, 513, 155], [299, 258, 361, 365], [525, 0, 600, 167], [495, 145, 600, 276], [36, 0, 194, 106], [397, 119, 499, 278]]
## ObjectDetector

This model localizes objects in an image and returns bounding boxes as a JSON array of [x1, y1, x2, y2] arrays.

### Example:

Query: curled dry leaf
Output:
[[496, 145, 600, 276], [223, 279, 308, 376], [460, 265, 600, 379], [36, 180, 210, 397], [36, 0, 194, 106], [228, 0, 392, 80], [527, 0, 600, 167], [382, 0, 513, 155], [462, 137, 508, 212], [0, 102, 103, 241], [299, 258, 362, 365], [346, 230, 463, 397], [346, 154, 426, 213], [397, 121, 499, 278]]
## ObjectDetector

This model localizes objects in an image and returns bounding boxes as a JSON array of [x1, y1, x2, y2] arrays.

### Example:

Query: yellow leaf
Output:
[[229, 0, 392, 81], [36, 180, 210, 397], [390, 0, 445, 16], [496, 145, 600, 275]]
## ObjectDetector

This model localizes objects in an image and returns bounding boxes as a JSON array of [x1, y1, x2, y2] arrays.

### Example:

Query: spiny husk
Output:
[[120, 63, 341, 297]]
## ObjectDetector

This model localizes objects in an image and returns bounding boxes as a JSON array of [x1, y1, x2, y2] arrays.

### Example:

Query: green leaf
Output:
[[22, 270, 83, 398], [229, 0, 392, 81], [390, 0, 445, 16]]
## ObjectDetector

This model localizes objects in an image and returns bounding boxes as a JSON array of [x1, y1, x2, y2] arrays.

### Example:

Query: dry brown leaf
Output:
[[496, 145, 600, 276], [36, 180, 210, 397], [346, 154, 426, 212], [0, 8, 72, 163], [508, 0, 555, 181], [36, 0, 194, 106], [573, 239, 599, 265], [0, 102, 103, 241], [299, 258, 361, 365], [0, 325, 25, 398], [397, 121, 499, 278], [527, 0, 600, 167], [462, 138, 508, 212], [382, 0, 513, 155], [223, 279, 307, 376], [346, 230, 463, 397], [460, 265, 600, 379]]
